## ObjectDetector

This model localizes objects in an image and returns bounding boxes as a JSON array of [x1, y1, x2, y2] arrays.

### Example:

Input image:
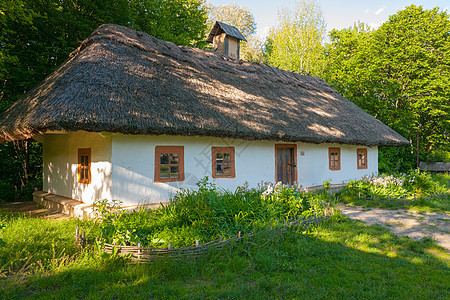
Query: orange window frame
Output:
[[78, 148, 91, 184], [155, 146, 185, 183], [357, 148, 368, 169], [329, 147, 341, 171], [211, 147, 236, 178]]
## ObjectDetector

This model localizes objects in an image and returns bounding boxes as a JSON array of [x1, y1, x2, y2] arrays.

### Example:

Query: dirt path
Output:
[[339, 205, 450, 252]]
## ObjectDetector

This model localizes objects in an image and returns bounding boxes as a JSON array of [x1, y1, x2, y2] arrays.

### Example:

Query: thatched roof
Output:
[[419, 162, 450, 172], [206, 21, 247, 43], [0, 24, 408, 146]]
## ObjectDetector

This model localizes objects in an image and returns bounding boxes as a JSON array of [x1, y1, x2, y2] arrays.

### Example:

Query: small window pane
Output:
[[223, 153, 231, 162], [160, 153, 169, 165], [170, 153, 179, 164], [216, 164, 223, 175], [160, 166, 169, 178], [216, 153, 223, 159], [223, 163, 231, 175], [170, 166, 179, 178], [84, 169, 89, 180]]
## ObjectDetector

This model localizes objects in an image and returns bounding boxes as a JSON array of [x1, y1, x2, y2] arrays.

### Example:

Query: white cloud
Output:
[[375, 6, 386, 15], [365, 8, 369, 14]]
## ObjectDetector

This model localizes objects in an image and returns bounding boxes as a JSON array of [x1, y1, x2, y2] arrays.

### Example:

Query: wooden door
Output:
[[275, 144, 297, 185]]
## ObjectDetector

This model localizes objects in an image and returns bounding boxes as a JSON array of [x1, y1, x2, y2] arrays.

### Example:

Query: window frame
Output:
[[78, 148, 91, 184], [357, 148, 368, 170], [154, 146, 185, 183], [211, 147, 236, 178], [328, 147, 341, 171]]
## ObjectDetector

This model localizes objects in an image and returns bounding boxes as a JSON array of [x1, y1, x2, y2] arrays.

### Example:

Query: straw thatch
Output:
[[0, 24, 408, 146]]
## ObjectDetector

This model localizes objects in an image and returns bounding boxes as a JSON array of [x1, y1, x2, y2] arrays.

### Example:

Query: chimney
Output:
[[206, 21, 247, 61]]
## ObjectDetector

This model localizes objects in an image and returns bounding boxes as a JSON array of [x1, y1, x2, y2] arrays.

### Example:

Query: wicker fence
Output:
[[75, 208, 336, 263]]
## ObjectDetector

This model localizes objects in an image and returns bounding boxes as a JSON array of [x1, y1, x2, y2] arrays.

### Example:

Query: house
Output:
[[0, 24, 408, 208]]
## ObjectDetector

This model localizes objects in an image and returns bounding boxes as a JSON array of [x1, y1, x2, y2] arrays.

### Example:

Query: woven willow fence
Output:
[[75, 207, 336, 263]]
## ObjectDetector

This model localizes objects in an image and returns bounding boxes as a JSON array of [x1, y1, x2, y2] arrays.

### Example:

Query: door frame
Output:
[[275, 144, 298, 184]]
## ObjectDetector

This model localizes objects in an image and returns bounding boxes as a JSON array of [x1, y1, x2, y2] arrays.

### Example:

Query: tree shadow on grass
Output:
[[1, 219, 449, 299]]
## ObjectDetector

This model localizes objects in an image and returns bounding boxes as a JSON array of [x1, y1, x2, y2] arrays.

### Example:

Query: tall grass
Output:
[[342, 170, 450, 211], [94, 178, 335, 248], [0, 215, 448, 299]]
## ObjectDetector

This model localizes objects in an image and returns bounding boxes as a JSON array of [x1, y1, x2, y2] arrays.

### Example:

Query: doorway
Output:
[[275, 144, 297, 185]]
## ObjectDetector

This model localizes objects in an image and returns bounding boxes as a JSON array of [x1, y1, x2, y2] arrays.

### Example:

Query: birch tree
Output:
[[266, 0, 326, 75]]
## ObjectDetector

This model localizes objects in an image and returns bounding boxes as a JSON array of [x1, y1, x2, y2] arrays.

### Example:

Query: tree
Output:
[[323, 5, 450, 170], [266, 0, 326, 75], [130, 0, 208, 47]]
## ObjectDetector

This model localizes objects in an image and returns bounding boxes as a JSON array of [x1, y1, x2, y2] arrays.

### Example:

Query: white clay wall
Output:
[[110, 134, 378, 205], [42, 131, 112, 204]]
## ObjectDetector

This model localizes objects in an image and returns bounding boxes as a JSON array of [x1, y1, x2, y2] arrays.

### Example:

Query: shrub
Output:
[[93, 178, 334, 248], [0, 181, 15, 203]]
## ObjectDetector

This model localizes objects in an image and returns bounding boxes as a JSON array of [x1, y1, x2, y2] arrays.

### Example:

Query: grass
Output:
[[0, 210, 448, 299], [340, 172, 450, 212]]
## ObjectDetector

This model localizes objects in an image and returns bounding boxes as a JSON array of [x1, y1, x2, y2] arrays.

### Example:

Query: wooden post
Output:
[[195, 240, 199, 247], [238, 231, 241, 239], [358, 191, 361, 199], [82, 231, 85, 248], [331, 207, 334, 215], [137, 243, 141, 261], [76, 225, 79, 238], [168, 243, 171, 250]]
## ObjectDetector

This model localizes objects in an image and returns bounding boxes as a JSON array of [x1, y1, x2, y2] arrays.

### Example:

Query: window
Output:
[[328, 147, 341, 171], [212, 147, 235, 178], [155, 146, 184, 182], [357, 148, 368, 169], [78, 148, 91, 184]]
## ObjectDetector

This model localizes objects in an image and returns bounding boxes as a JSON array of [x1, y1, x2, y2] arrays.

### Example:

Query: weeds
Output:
[[93, 178, 335, 248]]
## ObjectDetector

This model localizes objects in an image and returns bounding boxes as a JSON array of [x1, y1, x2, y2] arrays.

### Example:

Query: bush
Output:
[[93, 178, 334, 248], [0, 181, 15, 203]]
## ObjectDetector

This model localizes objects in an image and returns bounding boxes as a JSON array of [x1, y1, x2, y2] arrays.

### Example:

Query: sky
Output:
[[207, 0, 449, 39]]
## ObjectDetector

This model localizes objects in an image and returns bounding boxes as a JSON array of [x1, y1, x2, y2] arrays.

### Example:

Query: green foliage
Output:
[[130, 0, 208, 47], [93, 178, 333, 248], [343, 171, 449, 211], [266, 0, 326, 75], [0, 210, 448, 299], [323, 6, 450, 167], [0, 181, 15, 203]]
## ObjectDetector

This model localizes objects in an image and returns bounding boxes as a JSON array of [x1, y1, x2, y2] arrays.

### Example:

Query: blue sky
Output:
[[207, 0, 449, 39]]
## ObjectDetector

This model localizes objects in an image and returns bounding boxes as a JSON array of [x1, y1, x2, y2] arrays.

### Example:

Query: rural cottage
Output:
[[0, 24, 408, 209]]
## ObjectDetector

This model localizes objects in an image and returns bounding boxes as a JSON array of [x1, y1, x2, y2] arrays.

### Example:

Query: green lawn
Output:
[[0, 210, 448, 299]]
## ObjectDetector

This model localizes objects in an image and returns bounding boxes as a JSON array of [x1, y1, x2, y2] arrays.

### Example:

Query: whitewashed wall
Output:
[[297, 143, 378, 187], [42, 131, 112, 204], [110, 134, 378, 205]]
